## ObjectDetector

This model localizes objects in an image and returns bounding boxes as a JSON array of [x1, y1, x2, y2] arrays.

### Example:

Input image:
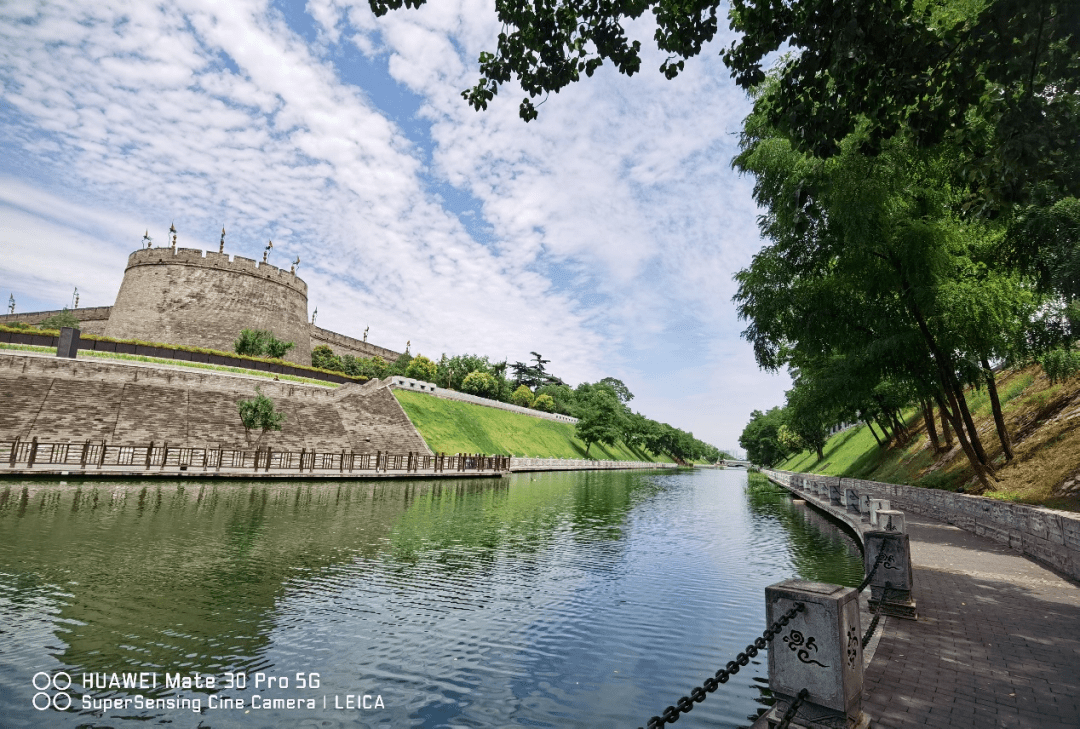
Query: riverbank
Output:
[[761, 469, 1080, 729], [777, 364, 1080, 511]]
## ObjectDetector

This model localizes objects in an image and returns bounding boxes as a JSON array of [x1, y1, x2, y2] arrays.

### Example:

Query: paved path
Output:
[[863, 512, 1080, 729]]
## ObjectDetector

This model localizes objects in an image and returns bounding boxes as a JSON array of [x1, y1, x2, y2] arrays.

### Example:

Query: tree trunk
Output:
[[951, 380, 991, 469], [940, 402, 953, 448], [875, 416, 893, 443], [981, 357, 1014, 462], [933, 389, 993, 492], [866, 420, 884, 447], [816, 444, 824, 460], [922, 398, 942, 453]]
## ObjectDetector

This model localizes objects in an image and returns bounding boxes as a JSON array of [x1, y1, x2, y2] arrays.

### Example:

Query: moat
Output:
[[0, 469, 864, 728]]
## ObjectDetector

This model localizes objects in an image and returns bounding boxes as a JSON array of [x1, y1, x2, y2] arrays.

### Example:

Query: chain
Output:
[[776, 688, 810, 729], [861, 582, 893, 649], [857, 548, 886, 593], [640, 603, 805, 729]]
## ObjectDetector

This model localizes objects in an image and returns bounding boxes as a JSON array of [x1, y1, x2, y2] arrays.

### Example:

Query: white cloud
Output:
[[0, 0, 785, 447]]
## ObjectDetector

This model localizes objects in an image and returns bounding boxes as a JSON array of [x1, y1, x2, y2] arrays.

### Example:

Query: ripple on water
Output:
[[0, 470, 863, 728]]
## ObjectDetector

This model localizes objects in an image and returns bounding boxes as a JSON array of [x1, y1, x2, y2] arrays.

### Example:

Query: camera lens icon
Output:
[[32, 672, 72, 711]]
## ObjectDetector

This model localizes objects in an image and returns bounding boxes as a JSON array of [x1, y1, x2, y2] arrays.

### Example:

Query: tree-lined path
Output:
[[863, 513, 1080, 728]]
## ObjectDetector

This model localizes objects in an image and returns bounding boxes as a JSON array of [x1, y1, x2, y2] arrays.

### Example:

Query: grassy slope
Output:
[[393, 389, 674, 462], [776, 365, 1080, 511]]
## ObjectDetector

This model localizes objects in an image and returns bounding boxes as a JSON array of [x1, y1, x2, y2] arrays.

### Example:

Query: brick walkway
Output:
[[863, 512, 1080, 728]]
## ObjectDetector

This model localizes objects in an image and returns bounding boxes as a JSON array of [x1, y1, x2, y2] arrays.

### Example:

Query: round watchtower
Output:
[[104, 248, 311, 364]]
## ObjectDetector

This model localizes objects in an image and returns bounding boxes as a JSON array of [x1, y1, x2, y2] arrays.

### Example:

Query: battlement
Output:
[[126, 247, 307, 296]]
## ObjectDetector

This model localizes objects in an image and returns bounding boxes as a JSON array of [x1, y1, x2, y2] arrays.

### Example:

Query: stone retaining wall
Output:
[[761, 469, 1080, 582]]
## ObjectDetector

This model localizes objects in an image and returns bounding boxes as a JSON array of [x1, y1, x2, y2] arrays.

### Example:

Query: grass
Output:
[[776, 364, 1080, 511], [0, 343, 337, 387], [394, 389, 674, 462]]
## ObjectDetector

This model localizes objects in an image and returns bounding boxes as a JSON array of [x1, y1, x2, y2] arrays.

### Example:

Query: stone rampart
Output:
[[0, 306, 112, 335], [104, 248, 311, 365], [389, 376, 579, 423], [0, 352, 430, 455], [310, 326, 401, 362], [761, 469, 1080, 582]]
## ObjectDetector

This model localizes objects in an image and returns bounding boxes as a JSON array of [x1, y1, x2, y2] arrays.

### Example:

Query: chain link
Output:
[[861, 581, 893, 648], [857, 547, 887, 593], [776, 688, 810, 729], [640, 603, 805, 729]]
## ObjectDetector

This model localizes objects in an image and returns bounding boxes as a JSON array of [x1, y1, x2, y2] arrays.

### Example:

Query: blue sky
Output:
[[0, 0, 790, 454]]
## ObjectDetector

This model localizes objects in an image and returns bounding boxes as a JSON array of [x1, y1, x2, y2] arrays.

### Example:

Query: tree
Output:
[[311, 344, 344, 371], [406, 354, 438, 382], [238, 387, 286, 436], [598, 377, 633, 403], [235, 329, 295, 360], [462, 370, 499, 398], [510, 352, 565, 389], [40, 308, 80, 329], [533, 393, 556, 412], [574, 387, 625, 457], [510, 384, 535, 407], [739, 408, 790, 466]]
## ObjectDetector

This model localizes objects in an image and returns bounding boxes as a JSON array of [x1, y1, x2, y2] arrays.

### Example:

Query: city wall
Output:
[[0, 352, 430, 456], [0, 306, 112, 335]]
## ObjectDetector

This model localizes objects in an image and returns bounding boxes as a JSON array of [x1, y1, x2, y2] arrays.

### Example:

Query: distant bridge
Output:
[[717, 459, 752, 469]]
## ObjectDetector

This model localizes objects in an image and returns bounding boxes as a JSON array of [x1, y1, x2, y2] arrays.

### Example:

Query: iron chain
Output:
[[857, 547, 887, 593], [861, 582, 893, 649], [640, 603, 805, 729], [776, 688, 810, 729]]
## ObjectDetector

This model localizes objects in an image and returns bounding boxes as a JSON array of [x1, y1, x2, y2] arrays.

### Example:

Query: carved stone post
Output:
[[844, 489, 860, 513], [859, 493, 871, 515], [828, 481, 842, 504], [868, 499, 891, 527], [864, 530, 917, 619], [765, 580, 870, 729]]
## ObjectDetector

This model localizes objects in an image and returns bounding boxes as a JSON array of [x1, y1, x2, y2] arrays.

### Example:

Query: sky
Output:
[[0, 0, 790, 455]]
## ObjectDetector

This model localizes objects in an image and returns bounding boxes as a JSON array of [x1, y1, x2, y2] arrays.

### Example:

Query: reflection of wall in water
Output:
[[0, 480, 456, 680]]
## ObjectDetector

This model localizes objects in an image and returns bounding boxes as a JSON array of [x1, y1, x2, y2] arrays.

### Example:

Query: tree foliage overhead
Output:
[[369, 0, 1079, 209]]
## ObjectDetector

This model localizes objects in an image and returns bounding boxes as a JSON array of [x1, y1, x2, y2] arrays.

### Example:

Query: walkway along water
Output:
[[761, 469, 1080, 729]]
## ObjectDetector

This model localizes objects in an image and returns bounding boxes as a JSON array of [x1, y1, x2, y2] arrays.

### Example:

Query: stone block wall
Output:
[[0, 306, 112, 335], [104, 248, 312, 365], [0, 352, 431, 455], [762, 469, 1080, 582], [310, 326, 401, 362]]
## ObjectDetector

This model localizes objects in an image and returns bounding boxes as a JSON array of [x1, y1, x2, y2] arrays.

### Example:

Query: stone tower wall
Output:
[[104, 248, 311, 364], [0, 306, 112, 335]]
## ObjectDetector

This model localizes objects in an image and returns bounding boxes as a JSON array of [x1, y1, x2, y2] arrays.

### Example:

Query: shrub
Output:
[[510, 384, 534, 408], [533, 393, 555, 412], [461, 370, 498, 398], [40, 309, 80, 329], [238, 387, 286, 433], [311, 344, 343, 372], [264, 335, 295, 359], [1039, 347, 1080, 384], [406, 354, 437, 382], [235, 328, 270, 357]]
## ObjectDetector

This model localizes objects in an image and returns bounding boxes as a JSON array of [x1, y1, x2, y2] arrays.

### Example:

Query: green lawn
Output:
[[393, 389, 673, 461]]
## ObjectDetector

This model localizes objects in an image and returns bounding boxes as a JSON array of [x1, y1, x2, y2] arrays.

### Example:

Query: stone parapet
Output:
[[762, 469, 1080, 582], [389, 376, 579, 423], [310, 326, 401, 362]]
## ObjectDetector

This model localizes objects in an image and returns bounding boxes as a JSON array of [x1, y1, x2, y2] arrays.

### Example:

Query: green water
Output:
[[0, 469, 862, 728]]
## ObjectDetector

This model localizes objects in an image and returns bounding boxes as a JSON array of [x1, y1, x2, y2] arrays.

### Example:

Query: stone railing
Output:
[[760, 469, 1080, 581], [0, 438, 507, 477], [389, 376, 579, 423]]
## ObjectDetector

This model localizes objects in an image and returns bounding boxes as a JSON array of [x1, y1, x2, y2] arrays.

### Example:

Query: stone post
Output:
[[876, 509, 905, 534], [869, 499, 890, 527], [864, 530, 918, 619], [859, 493, 871, 515], [765, 580, 870, 729], [57, 327, 80, 358], [828, 482, 841, 504], [844, 488, 860, 512]]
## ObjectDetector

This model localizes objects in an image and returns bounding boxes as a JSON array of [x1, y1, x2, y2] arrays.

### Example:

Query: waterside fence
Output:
[[0, 437, 679, 479]]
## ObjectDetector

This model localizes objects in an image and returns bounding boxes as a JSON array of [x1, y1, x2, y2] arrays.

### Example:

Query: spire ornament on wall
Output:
[[219, 226, 226, 253], [263, 240, 273, 263], [169, 222, 177, 251], [291, 256, 300, 275], [142, 230, 153, 249]]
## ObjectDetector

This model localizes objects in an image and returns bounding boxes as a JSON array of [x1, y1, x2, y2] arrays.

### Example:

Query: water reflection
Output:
[[0, 470, 863, 728]]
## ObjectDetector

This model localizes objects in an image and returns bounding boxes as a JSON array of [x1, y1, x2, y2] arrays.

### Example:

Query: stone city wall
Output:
[[104, 248, 312, 365], [0, 306, 112, 335], [310, 326, 401, 362], [0, 352, 431, 456], [389, 376, 579, 423], [761, 469, 1080, 582]]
